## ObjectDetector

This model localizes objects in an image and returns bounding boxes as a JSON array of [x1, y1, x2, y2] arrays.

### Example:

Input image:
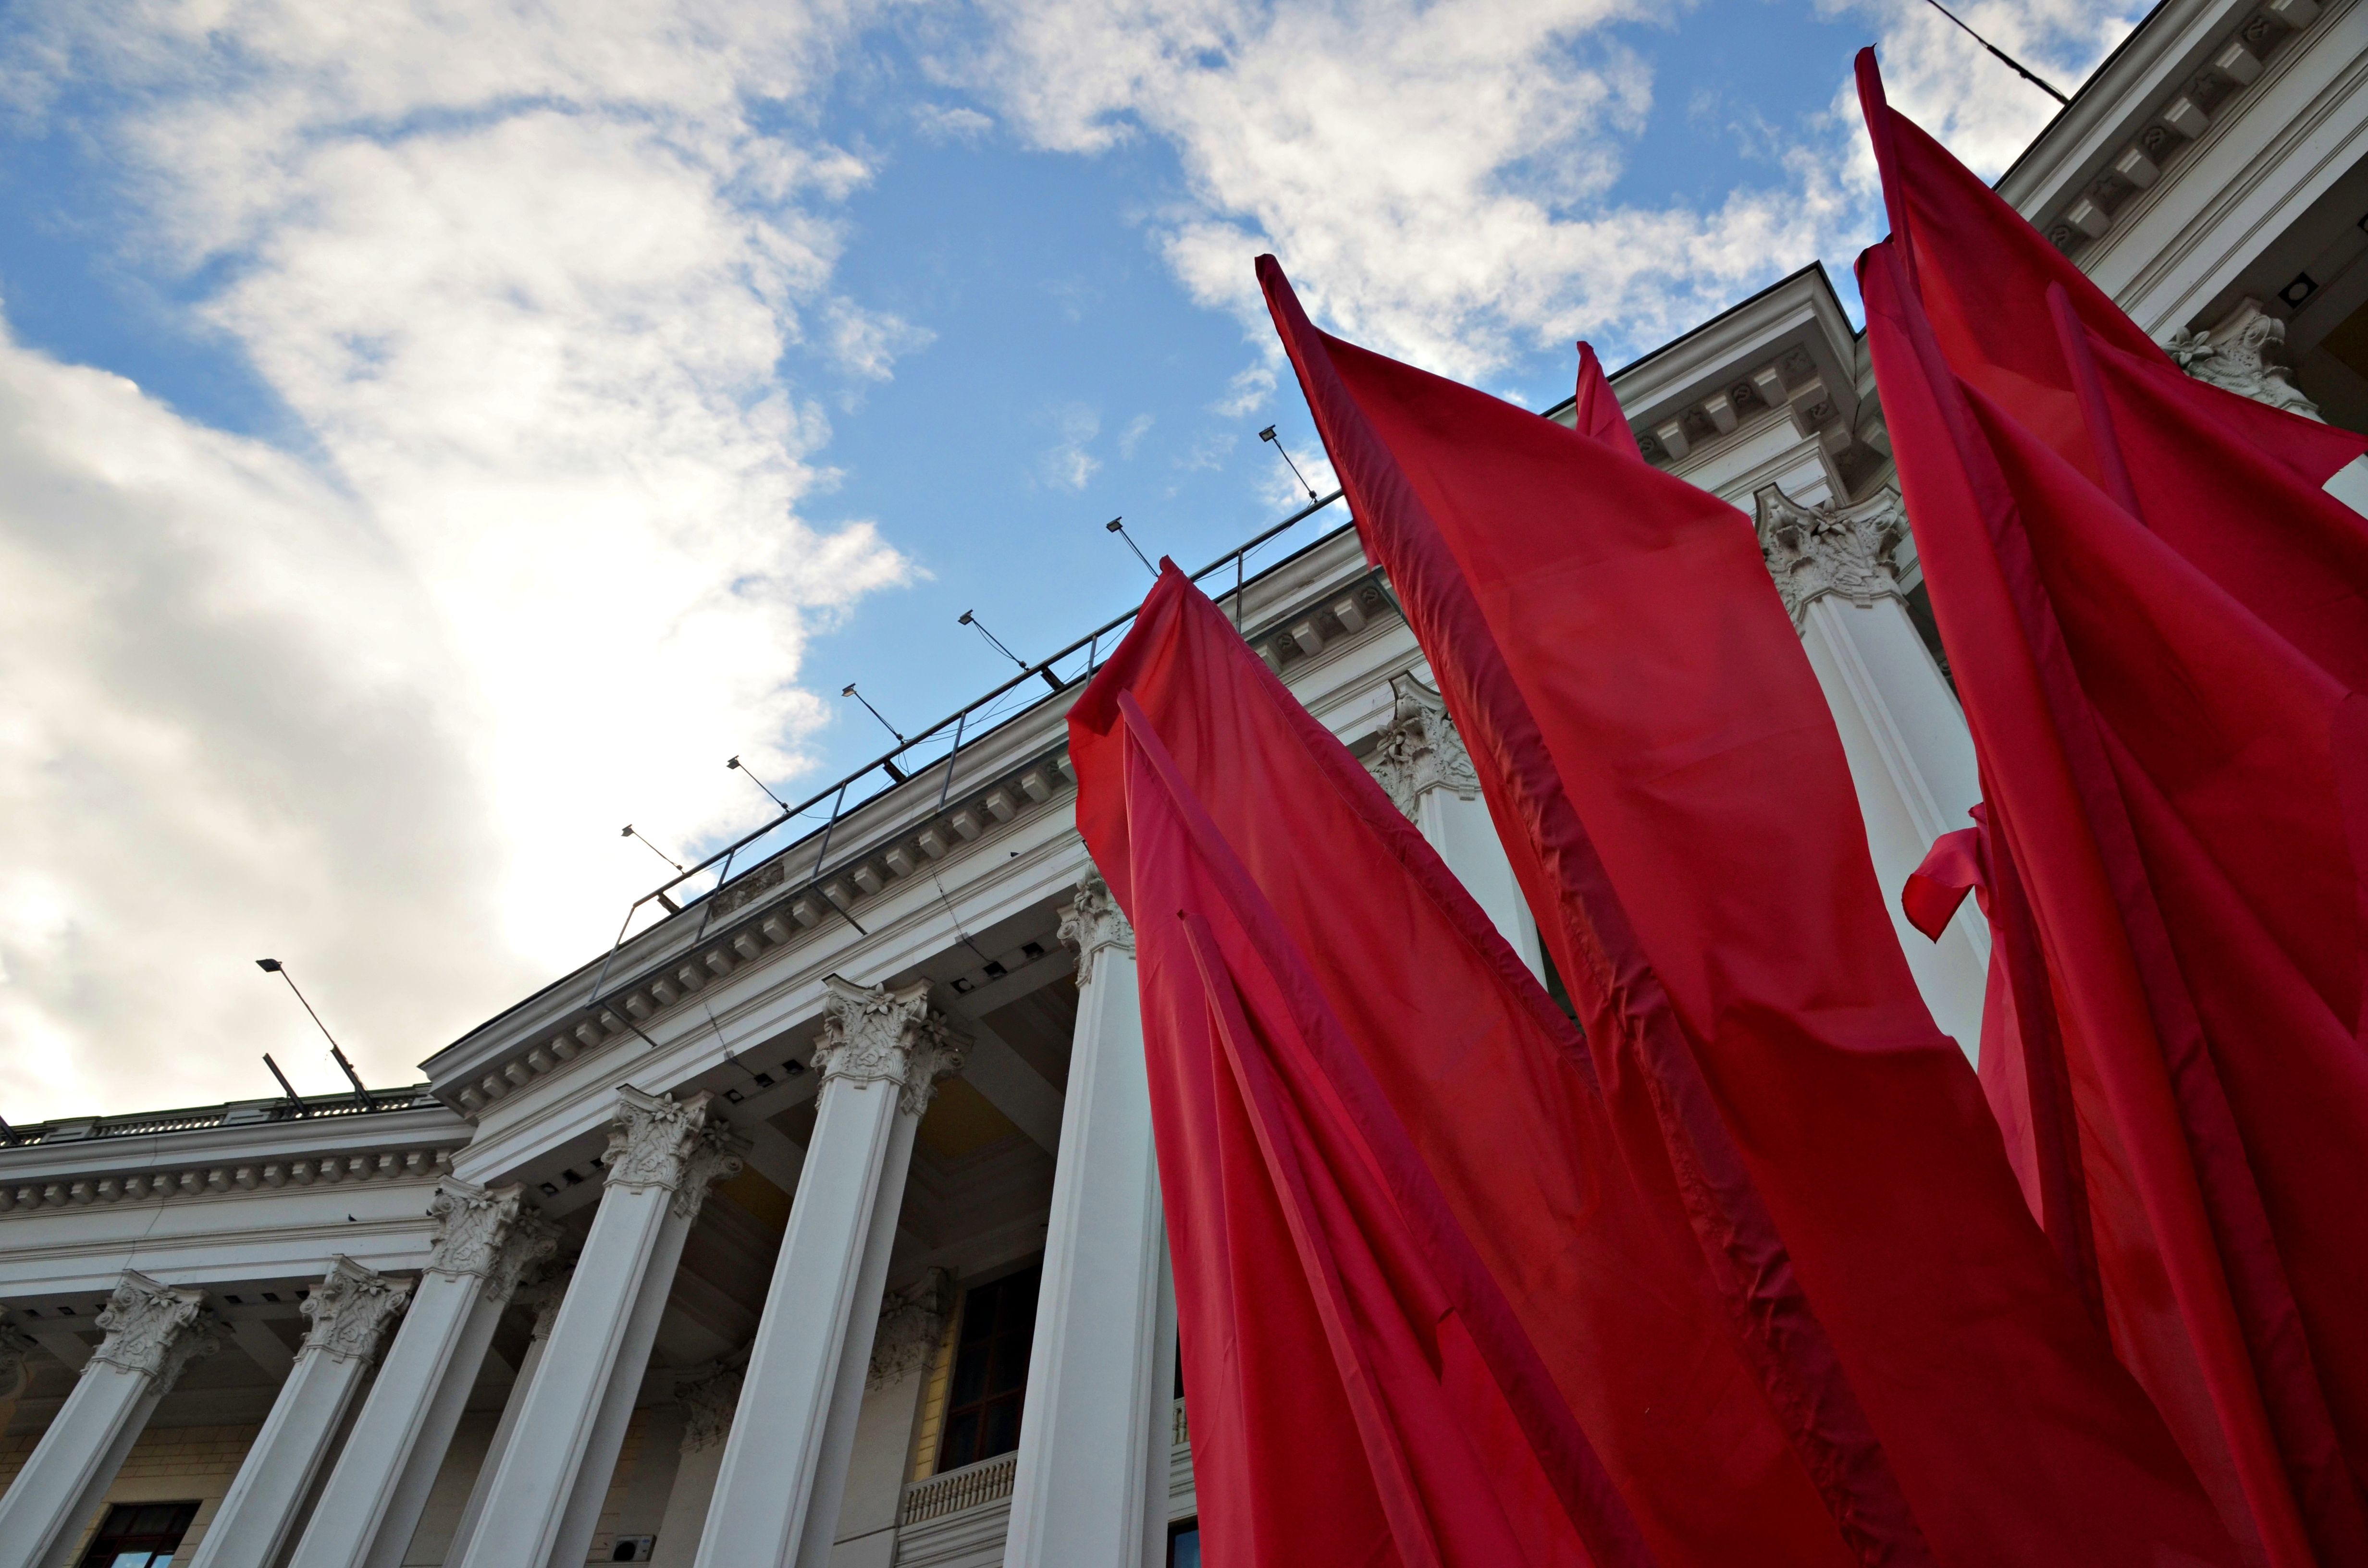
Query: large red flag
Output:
[[1258, 256, 2234, 1566], [1072, 568, 1848, 1567], [1856, 52, 2368, 1566]]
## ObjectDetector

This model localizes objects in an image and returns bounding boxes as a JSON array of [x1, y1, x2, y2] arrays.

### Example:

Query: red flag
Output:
[[1856, 54, 2368, 1563], [1571, 343, 1629, 451], [1072, 568, 1847, 1567], [1258, 255, 2234, 1566]]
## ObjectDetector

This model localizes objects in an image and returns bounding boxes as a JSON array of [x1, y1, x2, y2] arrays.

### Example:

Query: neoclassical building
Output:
[[2, 0, 2362, 1562]]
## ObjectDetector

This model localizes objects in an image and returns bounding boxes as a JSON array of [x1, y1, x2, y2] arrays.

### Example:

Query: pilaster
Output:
[[1367, 675, 1543, 976], [694, 976, 959, 1568], [1755, 482, 1988, 1055], [1004, 875, 1170, 1568], [287, 1180, 553, 1568], [454, 1089, 741, 1568], [0, 1271, 217, 1568], [188, 1259, 411, 1568]]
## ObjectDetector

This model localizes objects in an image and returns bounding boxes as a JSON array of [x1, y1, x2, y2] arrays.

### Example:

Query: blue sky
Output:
[[0, 0, 2138, 1114]]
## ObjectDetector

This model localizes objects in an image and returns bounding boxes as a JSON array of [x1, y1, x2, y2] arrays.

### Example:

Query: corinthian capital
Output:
[[2165, 298, 2324, 420], [815, 976, 965, 1117], [603, 1088, 747, 1220], [91, 1271, 217, 1392], [867, 1268, 954, 1391], [1753, 483, 1908, 625], [0, 1316, 37, 1400], [676, 1362, 744, 1454], [1367, 672, 1479, 819], [1058, 874, 1135, 987], [299, 1258, 413, 1367]]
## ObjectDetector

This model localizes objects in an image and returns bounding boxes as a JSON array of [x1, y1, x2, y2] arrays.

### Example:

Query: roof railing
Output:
[[598, 489, 1347, 967]]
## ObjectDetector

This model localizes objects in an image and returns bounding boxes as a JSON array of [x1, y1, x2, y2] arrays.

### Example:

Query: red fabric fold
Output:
[[1571, 343, 1629, 451], [1073, 568, 1849, 1568], [1857, 49, 2368, 1566], [1258, 251, 2235, 1567]]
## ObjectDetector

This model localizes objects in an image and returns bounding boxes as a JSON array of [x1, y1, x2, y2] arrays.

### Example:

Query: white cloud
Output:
[[0, 0, 913, 1116], [1118, 412, 1155, 457], [914, 101, 998, 142], [961, 0, 2144, 376], [1209, 361, 1273, 416], [1039, 402, 1102, 489]]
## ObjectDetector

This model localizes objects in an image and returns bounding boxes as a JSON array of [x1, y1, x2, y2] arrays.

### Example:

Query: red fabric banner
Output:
[[1571, 343, 1629, 450], [1258, 254, 2233, 1566], [1073, 569, 1846, 1567], [1858, 52, 2368, 1567]]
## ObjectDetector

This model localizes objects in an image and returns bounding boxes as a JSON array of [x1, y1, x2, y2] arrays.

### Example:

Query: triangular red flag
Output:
[[1857, 52, 2368, 1563], [1570, 343, 1629, 451], [1258, 254, 2236, 1566], [1072, 568, 1846, 1567]]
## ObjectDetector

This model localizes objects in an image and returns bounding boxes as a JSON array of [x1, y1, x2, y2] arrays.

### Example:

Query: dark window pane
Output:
[[78, 1503, 196, 1568], [940, 1409, 979, 1470], [937, 1265, 1042, 1473], [950, 1348, 989, 1406], [986, 1344, 1026, 1396], [982, 1397, 1021, 1458], [1170, 1522, 1201, 1568]]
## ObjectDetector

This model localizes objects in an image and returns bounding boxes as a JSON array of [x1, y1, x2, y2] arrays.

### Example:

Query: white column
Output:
[[694, 976, 962, 1568], [454, 1089, 741, 1568], [1003, 877, 1171, 1568], [0, 1271, 218, 1568], [1369, 674, 1546, 977], [648, 1365, 740, 1568], [187, 1259, 411, 1568], [1757, 483, 1989, 1057], [834, 1275, 951, 1568], [286, 1181, 555, 1568], [432, 1262, 568, 1565]]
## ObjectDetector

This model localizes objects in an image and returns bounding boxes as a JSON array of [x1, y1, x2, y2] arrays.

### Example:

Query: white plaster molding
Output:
[[298, 1256, 412, 1366], [603, 1088, 747, 1221], [0, 1142, 455, 1218], [89, 1270, 217, 1391], [1366, 672, 1479, 819], [1754, 483, 1910, 625], [1057, 876, 1135, 988], [2164, 296, 2325, 417], [815, 976, 965, 1118], [867, 1269, 952, 1392], [676, 1363, 745, 1454], [425, 1179, 558, 1304]]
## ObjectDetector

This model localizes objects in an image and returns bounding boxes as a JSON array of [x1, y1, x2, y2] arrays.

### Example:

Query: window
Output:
[[77, 1502, 197, 1567], [936, 1264, 1040, 1471], [1169, 1519, 1202, 1568]]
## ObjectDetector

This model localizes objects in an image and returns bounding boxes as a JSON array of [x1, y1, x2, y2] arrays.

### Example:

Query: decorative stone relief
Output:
[[518, 1260, 575, 1343], [815, 976, 966, 1118], [299, 1257, 413, 1366], [1057, 875, 1135, 987], [603, 1088, 747, 1220], [676, 1362, 744, 1453], [1754, 484, 1910, 625], [90, 1271, 217, 1392], [425, 1180, 556, 1301], [867, 1269, 953, 1392], [1366, 673, 1479, 819], [0, 1317, 36, 1400], [2165, 298, 2323, 419]]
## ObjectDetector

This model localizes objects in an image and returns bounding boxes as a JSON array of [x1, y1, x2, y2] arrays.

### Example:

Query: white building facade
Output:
[[3, 2, 2362, 1562]]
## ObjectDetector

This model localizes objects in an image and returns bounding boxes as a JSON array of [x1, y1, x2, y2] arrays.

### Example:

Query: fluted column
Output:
[[694, 976, 962, 1568], [287, 1181, 554, 1568], [1003, 877, 1171, 1568], [455, 1090, 741, 1568], [1369, 673, 1546, 977], [0, 1271, 218, 1568], [188, 1259, 410, 1568], [1756, 483, 1987, 1056]]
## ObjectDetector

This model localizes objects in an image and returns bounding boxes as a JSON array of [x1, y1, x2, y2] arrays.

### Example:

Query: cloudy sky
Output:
[[0, 0, 2140, 1119]]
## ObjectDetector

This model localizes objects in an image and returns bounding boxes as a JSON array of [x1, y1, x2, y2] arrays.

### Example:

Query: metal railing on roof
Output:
[[0, 1088, 443, 1148], [598, 490, 1348, 968]]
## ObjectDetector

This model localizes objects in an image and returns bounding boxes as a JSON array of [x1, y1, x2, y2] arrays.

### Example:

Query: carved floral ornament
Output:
[[426, 1179, 559, 1301], [300, 1257, 413, 1366], [2165, 298, 2324, 421], [1058, 875, 1135, 986], [1367, 672, 1479, 820], [91, 1270, 218, 1392], [868, 1268, 954, 1392], [0, 1317, 36, 1400], [814, 975, 966, 1117], [604, 1087, 747, 1220], [676, 1361, 744, 1453], [1753, 483, 1910, 626]]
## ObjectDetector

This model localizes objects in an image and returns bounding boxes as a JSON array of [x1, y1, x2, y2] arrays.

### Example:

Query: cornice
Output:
[[0, 1102, 468, 1198]]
